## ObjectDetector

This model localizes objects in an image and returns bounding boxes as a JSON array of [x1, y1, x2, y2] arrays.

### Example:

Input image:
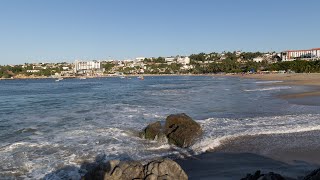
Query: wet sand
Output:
[[177, 130, 320, 179], [176, 153, 315, 180], [214, 130, 320, 165]]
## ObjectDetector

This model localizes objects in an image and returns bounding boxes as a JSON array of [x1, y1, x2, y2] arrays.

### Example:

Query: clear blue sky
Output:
[[1, 0, 319, 65]]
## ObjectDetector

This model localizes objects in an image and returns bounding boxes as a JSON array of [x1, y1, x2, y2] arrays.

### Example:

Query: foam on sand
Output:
[[244, 86, 291, 92]]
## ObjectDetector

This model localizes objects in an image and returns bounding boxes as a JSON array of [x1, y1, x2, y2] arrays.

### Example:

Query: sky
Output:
[[0, 0, 320, 65]]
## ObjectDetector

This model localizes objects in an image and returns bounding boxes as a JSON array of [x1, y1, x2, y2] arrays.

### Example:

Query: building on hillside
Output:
[[74, 60, 102, 75], [135, 57, 145, 61], [281, 48, 320, 61], [177, 56, 190, 65], [26, 70, 40, 73], [165, 57, 176, 65], [253, 57, 264, 62]]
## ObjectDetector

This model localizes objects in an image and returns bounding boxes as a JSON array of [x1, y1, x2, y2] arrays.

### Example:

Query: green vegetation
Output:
[[1, 52, 320, 78], [102, 62, 115, 73], [0, 63, 66, 78], [267, 60, 320, 73], [187, 52, 320, 74], [0, 65, 23, 78], [189, 59, 320, 74]]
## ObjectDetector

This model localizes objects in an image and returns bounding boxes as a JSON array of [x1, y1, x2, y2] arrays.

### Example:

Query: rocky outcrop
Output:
[[164, 113, 202, 148], [241, 170, 285, 180], [83, 158, 188, 180], [303, 168, 320, 180], [140, 113, 202, 148], [139, 121, 163, 140], [144, 159, 188, 180]]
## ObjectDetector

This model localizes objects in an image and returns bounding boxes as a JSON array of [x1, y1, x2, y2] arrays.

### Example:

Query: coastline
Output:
[[176, 73, 320, 179], [235, 73, 320, 98], [213, 130, 320, 165], [176, 130, 320, 179]]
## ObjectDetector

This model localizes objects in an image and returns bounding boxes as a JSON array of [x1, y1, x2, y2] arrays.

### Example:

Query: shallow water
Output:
[[0, 76, 319, 179]]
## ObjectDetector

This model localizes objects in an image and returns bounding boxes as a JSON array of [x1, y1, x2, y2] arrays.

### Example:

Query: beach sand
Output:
[[237, 73, 320, 86], [237, 73, 320, 99], [177, 131, 320, 180]]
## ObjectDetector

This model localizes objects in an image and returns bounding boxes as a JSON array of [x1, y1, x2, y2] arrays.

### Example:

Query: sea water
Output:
[[0, 76, 319, 179]]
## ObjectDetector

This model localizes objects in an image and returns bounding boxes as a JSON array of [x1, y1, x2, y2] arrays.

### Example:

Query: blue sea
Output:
[[0, 76, 319, 179]]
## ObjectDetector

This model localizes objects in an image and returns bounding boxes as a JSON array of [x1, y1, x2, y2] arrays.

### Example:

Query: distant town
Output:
[[1, 48, 320, 79]]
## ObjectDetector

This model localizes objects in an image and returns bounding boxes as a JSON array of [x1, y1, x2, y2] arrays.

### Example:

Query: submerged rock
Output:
[[303, 168, 320, 180], [164, 113, 202, 148], [241, 170, 285, 180], [139, 121, 163, 140], [83, 158, 188, 180]]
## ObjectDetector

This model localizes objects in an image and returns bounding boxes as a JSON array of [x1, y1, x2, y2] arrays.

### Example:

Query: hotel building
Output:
[[281, 48, 320, 61], [74, 60, 101, 74]]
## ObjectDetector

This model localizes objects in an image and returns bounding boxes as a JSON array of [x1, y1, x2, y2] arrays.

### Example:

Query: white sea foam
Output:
[[1, 77, 320, 179], [255, 81, 283, 84], [2, 113, 320, 179], [190, 114, 320, 154], [147, 144, 171, 150], [244, 86, 291, 92]]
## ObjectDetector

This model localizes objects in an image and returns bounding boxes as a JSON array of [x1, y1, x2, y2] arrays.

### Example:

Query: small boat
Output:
[[55, 78, 63, 82], [120, 76, 126, 79], [79, 77, 86, 80], [137, 75, 144, 80]]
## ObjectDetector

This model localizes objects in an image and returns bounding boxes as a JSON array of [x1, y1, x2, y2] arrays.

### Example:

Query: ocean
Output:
[[0, 76, 319, 179]]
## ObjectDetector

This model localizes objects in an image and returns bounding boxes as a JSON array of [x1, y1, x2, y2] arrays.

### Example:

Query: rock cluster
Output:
[[83, 158, 188, 180], [303, 168, 320, 180], [241, 170, 285, 180], [140, 113, 202, 148]]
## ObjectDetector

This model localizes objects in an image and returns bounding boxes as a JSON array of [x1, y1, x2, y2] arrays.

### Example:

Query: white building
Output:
[[165, 57, 175, 62], [62, 67, 69, 70], [74, 60, 101, 73], [281, 48, 320, 61], [253, 57, 264, 62], [177, 56, 190, 65], [26, 70, 40, 73], [165, 57, 176, 65], [135, 57, 145, 61]]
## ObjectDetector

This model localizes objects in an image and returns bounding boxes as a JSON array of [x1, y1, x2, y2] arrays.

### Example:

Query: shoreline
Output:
[[3, 73, 320, 105], [174, 73, 320, 179], [176, 130, 320, 180], [236, 73, 320, 95]]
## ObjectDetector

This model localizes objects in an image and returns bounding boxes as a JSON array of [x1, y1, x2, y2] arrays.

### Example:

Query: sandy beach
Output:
[[237, 73, 320, 99], [237, 73, 320, 86]]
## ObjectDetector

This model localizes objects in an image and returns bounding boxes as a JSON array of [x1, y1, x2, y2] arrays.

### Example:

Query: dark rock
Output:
[[241, 170, 285, 180], [303, 168, 320, 180], [83, 158, 188, 180], [139, 121, 163, 140], [144, 159, 188, 180], [82, 160, 120, 180], [164, 113, 202, 148]]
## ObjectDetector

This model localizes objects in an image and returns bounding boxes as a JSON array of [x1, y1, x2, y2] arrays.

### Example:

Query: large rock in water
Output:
[[303, 168, 320, 180], [83, 159, 188, 180], [164, 113, 202, 148]]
